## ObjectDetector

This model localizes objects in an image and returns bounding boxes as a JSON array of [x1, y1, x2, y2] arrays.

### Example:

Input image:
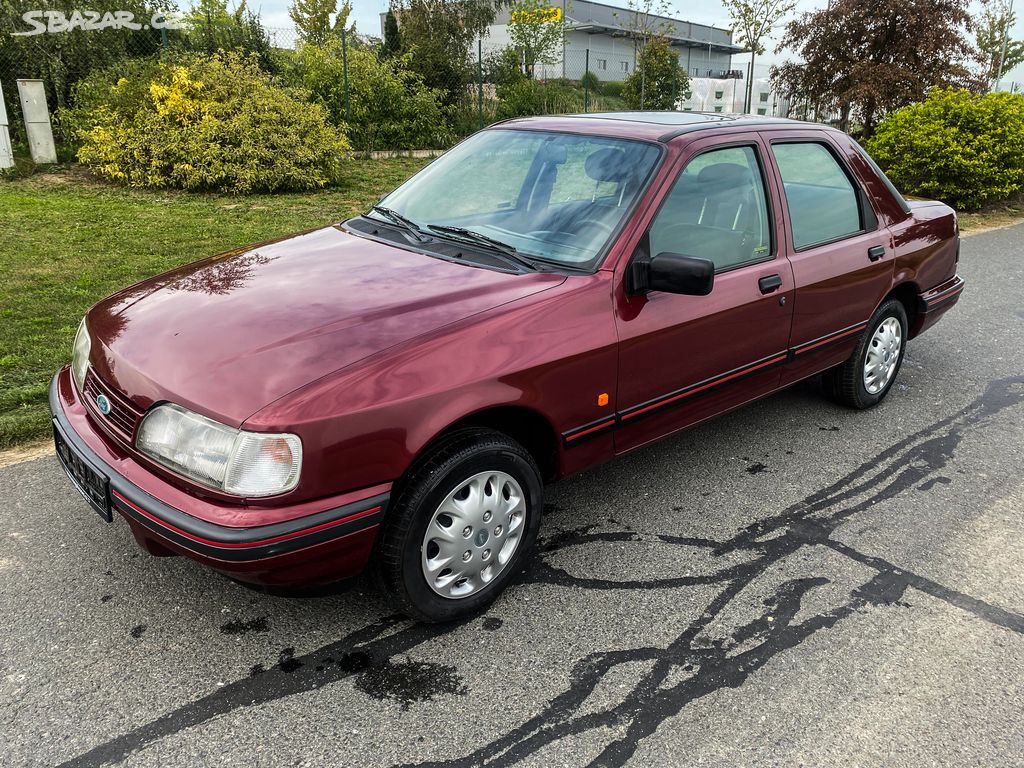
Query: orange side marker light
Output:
[[597, 393, 609, 406]]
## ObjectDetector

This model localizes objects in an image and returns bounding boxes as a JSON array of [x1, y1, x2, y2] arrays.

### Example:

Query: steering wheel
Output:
[[575, 219, 615, 239]]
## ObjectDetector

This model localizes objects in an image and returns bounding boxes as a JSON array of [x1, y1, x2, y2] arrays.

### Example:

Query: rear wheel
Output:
[[375, 428, 543, 623], [826, 298, 908, 409]]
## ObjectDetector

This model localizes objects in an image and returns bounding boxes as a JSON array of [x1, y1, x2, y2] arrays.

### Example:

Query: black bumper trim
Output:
[[50, 373, 388, 561]]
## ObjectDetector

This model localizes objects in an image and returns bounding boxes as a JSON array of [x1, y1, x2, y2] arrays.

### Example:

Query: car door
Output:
[[613, 134, 795, 454], [762, 133, 895, 386]]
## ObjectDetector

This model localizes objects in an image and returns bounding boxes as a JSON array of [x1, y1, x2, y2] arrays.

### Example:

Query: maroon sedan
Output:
[[52, 113, 964, 621]]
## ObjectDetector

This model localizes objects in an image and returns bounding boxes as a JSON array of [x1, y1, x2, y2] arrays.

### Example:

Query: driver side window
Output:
[[648, 145, 771, 272]]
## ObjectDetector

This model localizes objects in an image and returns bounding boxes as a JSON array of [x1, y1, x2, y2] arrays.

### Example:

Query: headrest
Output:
[[697, 162, 752, 188], [585, 148, 632, 183]]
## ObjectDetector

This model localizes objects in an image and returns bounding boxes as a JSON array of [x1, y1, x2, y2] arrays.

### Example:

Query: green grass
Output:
[[0, 157, 430, 450]]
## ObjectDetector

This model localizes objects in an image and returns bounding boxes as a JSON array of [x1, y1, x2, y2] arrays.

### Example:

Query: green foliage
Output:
[[866, 89, 1024, 210], [182, 0, 275, 71], [297, 40, 452, 151], [483, 47, 527, 87], [393, 0, 503, 106], [495, 79, 584, 119], [381, 9, 402, 57], [581, 71, 600, 92], [621, 38, 688, 110], [56, 58, 164, 143], [0, 0, 167, 125], [64, 52, 349, 192], [289, 0, 354, 47], [977, 1, 1024, 86], [601, 80, 625, 99]]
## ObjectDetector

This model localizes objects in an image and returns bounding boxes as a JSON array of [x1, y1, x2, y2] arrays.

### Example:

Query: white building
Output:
[[383, 0, 743, 83]]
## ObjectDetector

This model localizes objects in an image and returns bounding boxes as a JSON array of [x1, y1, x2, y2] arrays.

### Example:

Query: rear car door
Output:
[[612, 135, 794, 454], [762, 133, 894, 385]]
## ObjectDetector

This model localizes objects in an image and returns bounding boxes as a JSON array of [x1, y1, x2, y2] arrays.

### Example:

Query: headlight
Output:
[[136, 403, 302, 497], [71, 318, 91, 393]]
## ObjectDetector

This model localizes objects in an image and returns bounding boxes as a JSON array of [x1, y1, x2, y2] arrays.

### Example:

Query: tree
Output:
[[723, 0, 796, 114], [772, 0, 978, 137], [621, 37, 689, 110], [508, 0, 565, 77], [298, 39, 452, 151], [289, 0, 353, 46], [183, 0, 275, 71], [392, 0, 507, 106], [977, 1, 1024, 90], [381, 8, 401, 58], [614, 0, 677, 107]]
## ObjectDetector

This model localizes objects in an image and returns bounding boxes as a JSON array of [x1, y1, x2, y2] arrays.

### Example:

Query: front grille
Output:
[[82, 369, 144, 443]]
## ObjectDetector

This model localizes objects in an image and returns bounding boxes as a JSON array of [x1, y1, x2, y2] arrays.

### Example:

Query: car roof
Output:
[[493, 112, 825, 143]]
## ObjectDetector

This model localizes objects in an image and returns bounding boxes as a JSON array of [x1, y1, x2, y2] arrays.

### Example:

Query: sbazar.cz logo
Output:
[[11, 9, 184, 36]]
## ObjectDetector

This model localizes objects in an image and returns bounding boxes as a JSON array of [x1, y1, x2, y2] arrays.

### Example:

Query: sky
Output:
[[246, 0, 1024, 86]]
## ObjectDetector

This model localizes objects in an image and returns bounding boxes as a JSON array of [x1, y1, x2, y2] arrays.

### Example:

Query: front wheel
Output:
[[375, 428, 543, 622], [825, 298, 908, 409]]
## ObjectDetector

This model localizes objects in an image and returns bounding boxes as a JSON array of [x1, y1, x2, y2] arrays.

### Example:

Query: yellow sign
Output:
[[511, 6, 562, 24]]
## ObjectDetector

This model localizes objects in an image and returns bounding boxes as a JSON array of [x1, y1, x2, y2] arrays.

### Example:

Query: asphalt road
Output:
[[2, 225, 1023, 768]]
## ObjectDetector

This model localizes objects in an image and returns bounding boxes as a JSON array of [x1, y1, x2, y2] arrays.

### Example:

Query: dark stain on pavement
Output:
[[129, 624, 146, 639], [220, 617, 270, 635], [355, 658, 468, 710], [746, 462, 768, 474], [481, 617, 503, 631], [56, 376, 1024, 768]]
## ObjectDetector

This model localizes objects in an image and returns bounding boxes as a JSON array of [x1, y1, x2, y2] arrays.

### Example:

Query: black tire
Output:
[[825, 298, 909, 409], [374, 428, 544, 623]]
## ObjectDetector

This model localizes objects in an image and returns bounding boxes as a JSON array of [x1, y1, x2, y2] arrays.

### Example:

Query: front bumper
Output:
[[50, 369, 389, 585]]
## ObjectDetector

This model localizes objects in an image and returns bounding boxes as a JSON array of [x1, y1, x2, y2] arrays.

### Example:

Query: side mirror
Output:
[[644, 252, 715, 296]]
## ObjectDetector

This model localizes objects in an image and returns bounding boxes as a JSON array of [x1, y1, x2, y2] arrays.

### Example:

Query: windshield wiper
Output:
[[369, 205, 428, 242], [426, 224, 538, 272]]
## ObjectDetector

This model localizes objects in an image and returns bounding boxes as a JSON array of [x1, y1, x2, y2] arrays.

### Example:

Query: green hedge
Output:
[[867, 88, 1024, 210]]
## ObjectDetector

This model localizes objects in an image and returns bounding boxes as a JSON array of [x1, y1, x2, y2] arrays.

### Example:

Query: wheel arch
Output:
[[405, 404, 561, 489], [883, 281, 921, 337]]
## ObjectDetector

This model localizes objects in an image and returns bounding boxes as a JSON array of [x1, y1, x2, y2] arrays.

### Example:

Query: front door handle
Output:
[[758, 274, 783, 294], [868, 245, 886, 261]]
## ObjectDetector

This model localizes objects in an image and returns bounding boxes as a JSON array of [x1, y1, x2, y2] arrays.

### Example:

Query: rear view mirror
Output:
[[646, 252, 715, 295]]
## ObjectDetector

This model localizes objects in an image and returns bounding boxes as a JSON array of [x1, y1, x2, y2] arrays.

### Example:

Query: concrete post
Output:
[[17, 79, 57, 164], [0, 82, 14, 169]]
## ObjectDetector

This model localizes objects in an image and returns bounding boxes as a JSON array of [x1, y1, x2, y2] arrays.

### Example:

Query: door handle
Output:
[[758, 274, 783, 294], [868, 245, 886, 261]]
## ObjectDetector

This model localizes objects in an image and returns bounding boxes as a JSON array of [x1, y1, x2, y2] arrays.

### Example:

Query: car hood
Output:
[[87, 225, 566, 426]]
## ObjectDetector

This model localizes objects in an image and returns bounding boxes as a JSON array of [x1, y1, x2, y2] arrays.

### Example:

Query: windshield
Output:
[[375, 129, 662, 268]]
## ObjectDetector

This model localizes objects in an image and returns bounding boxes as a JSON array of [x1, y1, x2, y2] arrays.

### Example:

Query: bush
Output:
[[298, 41, 452, 152], [580, 71, 600, 92], [600, 80, 625, 99], [484, 47, 527, 87], [495, 79, 585, 119], [866, 88, 1024, 210], [64, 52, 348, 192], [622, 38, 688, 111]]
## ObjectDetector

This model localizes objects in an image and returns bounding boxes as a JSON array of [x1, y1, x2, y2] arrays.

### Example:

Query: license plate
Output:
[[54, 426, 112, 522]]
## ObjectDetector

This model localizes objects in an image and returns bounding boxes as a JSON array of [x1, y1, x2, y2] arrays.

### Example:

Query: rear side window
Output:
[[771, 142, 862, 249], [648, 145, 772, 272]]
